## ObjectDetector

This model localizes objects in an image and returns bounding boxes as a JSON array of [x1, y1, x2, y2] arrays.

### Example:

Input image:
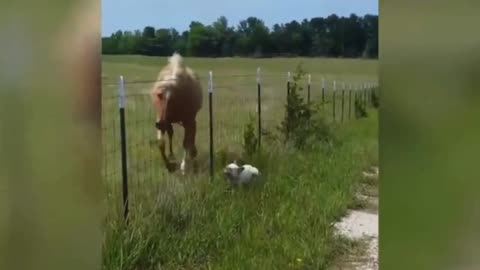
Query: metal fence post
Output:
[[118, 75, 129, 222], [307, 74, 311, 105], [353, 83, 357, 118], [287, 71, 291, 98], [348, 83, 352, 119], [208, 71, 214, 180], [257, 67, 262, 149], [333, 80, 336, 121], [364, 83, 368, 108], [321, 78, 325, 104], [341, 82, 345, 123], [286, 72, 291, 139]]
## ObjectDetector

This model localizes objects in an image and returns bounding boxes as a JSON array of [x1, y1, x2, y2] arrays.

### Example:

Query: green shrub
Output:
[[371, 88, 380, 109], [243, 114, 258, 157], [354, 94, 368, 118], [278, 64, 336, 149]]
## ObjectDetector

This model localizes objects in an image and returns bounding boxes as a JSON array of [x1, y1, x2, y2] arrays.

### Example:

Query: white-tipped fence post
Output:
[[369, 82, 372, 106], [364, 82, 368, 108], [118, 75, 129, 222], [348, 83, 353, 118], [287, 71, 291, 96], [354, 82, 358, 104], [286, 71, 292, 138], [257, 67, 262, 149], [332, 80, 337, 121], [208, 71, 214, 180], [372, 82, 375, 104], [307, 74, 311, 105], [321, 78, 325, 104], [341, 81, 346, 123]]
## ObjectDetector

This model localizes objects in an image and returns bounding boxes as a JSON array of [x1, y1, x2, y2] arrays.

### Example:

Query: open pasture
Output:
[[102, 55, 377, 216]]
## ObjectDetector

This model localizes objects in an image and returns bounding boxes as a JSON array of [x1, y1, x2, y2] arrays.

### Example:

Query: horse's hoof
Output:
[[180, 160, 186, 172], [192, 161, 199, 173], [166, 162, 177, 173]]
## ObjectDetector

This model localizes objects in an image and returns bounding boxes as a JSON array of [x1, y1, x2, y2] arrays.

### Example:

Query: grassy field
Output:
[[101, 55, 378, 269]]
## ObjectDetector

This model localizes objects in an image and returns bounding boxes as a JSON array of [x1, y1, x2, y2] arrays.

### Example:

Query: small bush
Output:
[[279, 64, 310, 139], [371, 88, 379, 109], [278, 64, 335, 149], [354, 94, 368, 118], [243, 114, 258, 157]]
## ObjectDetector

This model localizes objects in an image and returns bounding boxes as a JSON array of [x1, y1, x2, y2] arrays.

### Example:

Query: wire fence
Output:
[[102, 70, 379, 221]]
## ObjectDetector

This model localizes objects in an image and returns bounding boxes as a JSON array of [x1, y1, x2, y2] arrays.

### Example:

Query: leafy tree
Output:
[[101, 14, 378, 59], [187, 22, 219, 56], [142, 26, 155, 38], [362, 15, 378, 58], [235, 17, 271, 57], [213, 16, 236, 56]]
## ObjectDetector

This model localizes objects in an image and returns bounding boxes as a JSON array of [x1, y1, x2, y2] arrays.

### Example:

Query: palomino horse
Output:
[[150, 53, 203, 174]]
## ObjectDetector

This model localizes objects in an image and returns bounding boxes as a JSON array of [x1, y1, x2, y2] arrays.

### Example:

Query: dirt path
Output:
[[334, 166, 379, 270]]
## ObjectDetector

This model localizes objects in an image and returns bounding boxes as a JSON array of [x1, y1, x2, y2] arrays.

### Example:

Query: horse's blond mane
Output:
[[152, 52, 185, 92], [169, 52, 183, 68]]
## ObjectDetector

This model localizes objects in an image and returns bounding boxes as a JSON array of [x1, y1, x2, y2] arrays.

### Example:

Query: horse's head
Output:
[[152, 85, 174, 132], [151, 84, 177, 172]]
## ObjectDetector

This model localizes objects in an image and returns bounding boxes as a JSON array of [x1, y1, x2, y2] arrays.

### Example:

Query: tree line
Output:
[[102, 14, 378, 58]]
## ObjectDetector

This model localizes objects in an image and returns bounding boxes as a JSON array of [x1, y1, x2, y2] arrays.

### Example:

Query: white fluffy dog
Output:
[[223, 161, 261, 187]]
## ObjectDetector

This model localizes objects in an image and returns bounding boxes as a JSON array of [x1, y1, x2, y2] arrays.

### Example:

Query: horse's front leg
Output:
[[167, 124, 174, 160], [181, 120, 198, 175], [156, 121, 176, 172]]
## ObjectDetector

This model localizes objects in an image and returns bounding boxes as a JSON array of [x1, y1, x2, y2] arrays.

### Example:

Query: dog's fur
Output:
[[223, 161, 260, 187]]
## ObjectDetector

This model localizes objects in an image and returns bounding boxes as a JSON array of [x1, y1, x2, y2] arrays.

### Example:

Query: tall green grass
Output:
[[102, 112, 378, 270]]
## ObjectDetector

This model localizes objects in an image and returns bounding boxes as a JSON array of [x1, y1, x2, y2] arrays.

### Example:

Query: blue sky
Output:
[[102, 0, 378, 36]]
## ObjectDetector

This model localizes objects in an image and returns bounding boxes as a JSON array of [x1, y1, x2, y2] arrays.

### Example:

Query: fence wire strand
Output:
[[102, 72, 378, 218]]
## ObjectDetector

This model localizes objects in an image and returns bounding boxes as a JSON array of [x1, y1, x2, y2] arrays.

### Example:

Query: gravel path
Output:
[[334, 166, 379, 270]]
